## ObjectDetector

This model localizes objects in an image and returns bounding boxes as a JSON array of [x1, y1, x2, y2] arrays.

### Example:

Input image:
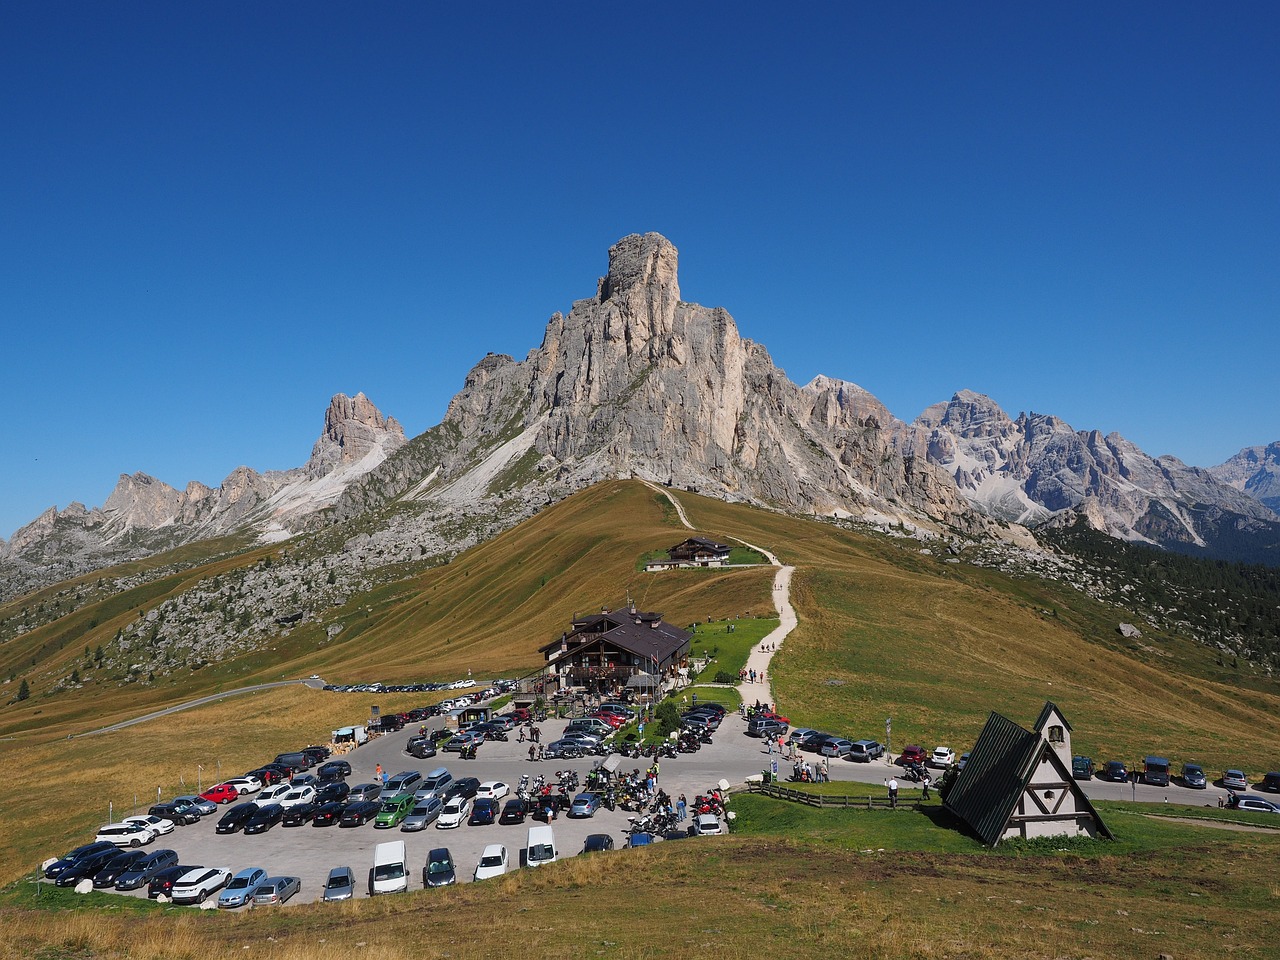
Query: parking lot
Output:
[[79, 710, 787, 906]]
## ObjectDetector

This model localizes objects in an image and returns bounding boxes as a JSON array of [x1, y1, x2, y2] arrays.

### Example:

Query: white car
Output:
[[257, 783, 293, 805], [123, 814, 174, 836], [473, 844, 508, 880], [476, 781, 509, 801], [694, 814, 723, 836], [95, 821, 158, 847], [277, 785, 317, 809], [171, 866, 232, 904], [929, 746, 956, 769], [224, 776, 262, 795], [436, 796, 470, 829]]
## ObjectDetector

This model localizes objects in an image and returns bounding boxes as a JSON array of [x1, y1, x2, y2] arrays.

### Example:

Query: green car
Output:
[[374, 793, 415, 829]]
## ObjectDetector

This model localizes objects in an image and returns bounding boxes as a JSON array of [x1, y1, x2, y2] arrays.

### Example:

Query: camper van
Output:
[[526, 825, 557, 868], [370, 840, 409, 895]]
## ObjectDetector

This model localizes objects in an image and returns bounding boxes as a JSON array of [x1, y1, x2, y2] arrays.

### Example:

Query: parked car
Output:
[[443, 731, 484, 753], [423, 848, 457, 887], [200, 783, 241, 805], [171, 867, 232, 904], [1072, 756, 1095, 780], [339, 800, 382, 827], [115, 849, 179, 890], [1100, 761, 1129, 783], [469, 798, 499, 826], [473, 844, 508, 881], [311, 800, 347, 827], [318, 760, 352, 781], [321, 866, 356, 902], [569, 792, 601, 818], [149, 800, 201, 826], [278, 786, 318, 809], [406, 737, 438, 760], [173, 795, 218, 816], [1223, 769, 1249, 791], [348, 782, 383, 802], [820, 738, 854, 759], [123, 814, 174, 836], [216, 802, 259, 834], [146, 863, 196, 898], [929, 746, 956, 768], [746, 717, 787, 738], [694, 814, 723, 836], [1227, 795, 1280, 814], [383, 771, 423, 795], [401, 795, 444, 831], [223, 776, 262, 795], [89, 849, 149, 887], [582, 833, 615, 853], [848, 740, 885, 762], [252, 876, 301, 905], [1181, 763, 1208, 789], [476, 781, 510, 801], [95, 822, 158, 848], [958, 752, 971, 770], [799, 732, 836, 753], [1259, 772, 1280, 793], [315, 780, 350, 804], [1141, 756, 1171, 787], [242, 803, 284, 834], [375, 792, 417, 829], [444, 777, 481, 802], [499, 798, 529, 824], [900, 745, 928, 766], [288, 773, 320, 790], [256, 783, 293, 806], [626, 832, 653, 848], [282, 802, 319, 827], [45, 841, 124, 880], [54, 847, 122, 887], [246, 767, 286, 787], [437, 796, 471, 829], [218, 867, 267, 908]]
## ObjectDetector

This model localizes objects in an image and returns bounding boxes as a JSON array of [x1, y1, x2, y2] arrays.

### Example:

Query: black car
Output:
[[282, 802, 319, 827], [311, 800, 347, 826], [92, 850, 148, 888], [1101, 761, 1130, 783], [799, 732, 835, 752], [147, 863, 196, 899], [582, 833, 615, 853], [471, 722, 508, 741], [444, 777, 481, 802], [407, 737, 438, 760], [115, 849, 179, 890], [469, 798, 499, 826], [302, 745, 331, 764], [216, 802, 259, 834], [316, 780, 351, 804], [339, 800, 382, 827], [423, 847, 456, 887], [247, 767, 287, 787], [44, 841, 118, 880], [150, 801, 201, 826], [242, 803, 284, 834], [1260, 772, 1280, 793], [54, 847, 122, 887], [318, 760, 352, 781], [499, 798, 528, 824]]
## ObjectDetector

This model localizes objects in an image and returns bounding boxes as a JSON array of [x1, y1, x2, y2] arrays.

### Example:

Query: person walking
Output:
[[528, 744, 536, 762], [887, 777, 899, 808], [921, 773, 931, 800], [822, 757, 830, 783]]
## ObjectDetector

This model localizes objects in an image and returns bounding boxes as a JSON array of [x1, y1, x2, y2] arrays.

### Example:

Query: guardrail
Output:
[[745, 780, 919, 810]]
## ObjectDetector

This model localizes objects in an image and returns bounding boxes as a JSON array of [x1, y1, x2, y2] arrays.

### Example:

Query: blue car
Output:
[[218, 867, 267, 908], [569, 792, 600, 818]]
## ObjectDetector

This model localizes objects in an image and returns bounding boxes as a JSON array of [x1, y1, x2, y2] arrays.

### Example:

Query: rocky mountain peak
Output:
[[307, 392, 406, 479], [598, 232, 680, 304], [1209, 441, 1280, 514]]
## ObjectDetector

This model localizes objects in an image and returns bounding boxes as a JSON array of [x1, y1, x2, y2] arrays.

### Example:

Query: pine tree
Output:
[[17, 679, 30, 701]]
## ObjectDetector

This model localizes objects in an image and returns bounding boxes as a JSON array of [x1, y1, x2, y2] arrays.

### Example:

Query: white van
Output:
[[370, 840, 408, 894], [526, 824, 557, 868]]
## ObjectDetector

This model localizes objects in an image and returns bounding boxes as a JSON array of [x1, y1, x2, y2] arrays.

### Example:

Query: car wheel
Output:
[[130, 838, 142, 847], [198, 890, 207, 902]]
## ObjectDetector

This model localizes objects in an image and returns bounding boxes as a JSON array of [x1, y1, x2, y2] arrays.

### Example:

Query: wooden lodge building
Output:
[[944, 702, 1112, 846], [540, 605, 692, 698], [644, 536, 732, 572]]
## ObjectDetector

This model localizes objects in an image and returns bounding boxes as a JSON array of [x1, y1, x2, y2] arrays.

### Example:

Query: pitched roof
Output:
[[1033, 701, 1072, 733], [539, 607, 691, 663], [944, 711, 1043, 847], [945, 704, 1111, 847]]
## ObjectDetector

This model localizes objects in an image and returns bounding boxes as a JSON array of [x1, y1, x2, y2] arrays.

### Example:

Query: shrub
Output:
[[654, 700, 680, 736], [714, 670, 737, 684]]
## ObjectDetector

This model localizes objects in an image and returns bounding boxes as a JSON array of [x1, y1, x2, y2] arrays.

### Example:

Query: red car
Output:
[[760, 710, 790, 725], [201, 783, 241, 805], [900, 745, 928, 766], [590, 712, 626, 728]]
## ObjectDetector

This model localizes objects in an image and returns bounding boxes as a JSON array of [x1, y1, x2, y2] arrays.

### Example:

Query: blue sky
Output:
[[3, 3, 1278, 539]]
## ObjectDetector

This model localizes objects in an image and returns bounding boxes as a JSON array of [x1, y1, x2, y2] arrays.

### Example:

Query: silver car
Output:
[[400, 795, 444, 831], [252, 875, 301, 905], [321, 866, 356, 902]]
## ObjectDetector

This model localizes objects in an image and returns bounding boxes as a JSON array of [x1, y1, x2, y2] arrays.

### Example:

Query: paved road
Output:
[[73, 678, 325, 738]]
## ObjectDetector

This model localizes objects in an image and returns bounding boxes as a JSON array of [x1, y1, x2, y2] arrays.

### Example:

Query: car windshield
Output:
[[412, 805, 431, 815], [373, 864, 404, 881], [479, 855, 503, 867], [326, 875, 350, 888], [228, 877, 250, 889], [428, 860, 452, 874], [382, 801, 400, 812]]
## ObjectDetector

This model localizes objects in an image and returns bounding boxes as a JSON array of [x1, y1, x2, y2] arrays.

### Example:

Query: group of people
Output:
[[740, 667, 766, 683], [789, 758, 830, 783]]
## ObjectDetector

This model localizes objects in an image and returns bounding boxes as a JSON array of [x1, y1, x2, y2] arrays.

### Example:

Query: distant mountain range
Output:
[[3, 233, 1277, 597]]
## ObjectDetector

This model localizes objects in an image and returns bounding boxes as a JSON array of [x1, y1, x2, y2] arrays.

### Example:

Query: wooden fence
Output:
[[745, 780, 919, 810]]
